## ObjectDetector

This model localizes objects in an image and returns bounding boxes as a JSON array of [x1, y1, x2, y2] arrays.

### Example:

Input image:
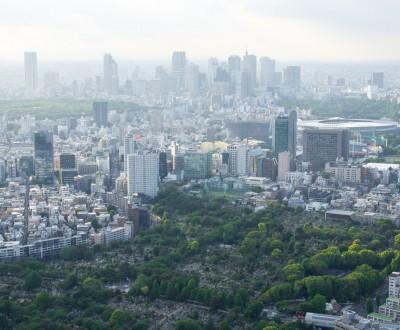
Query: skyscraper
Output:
[[283, 66, 301, 91], [302, 129, 350, 171], [242, 51, 257, 90], [103, 53, 119, 94], [34, 131, 54, 185], [228, 55, 241, 73], [260, 57, 275, 89], [171, 51, 186, 91], [288, 110, 298, 158], [127, 152, 159, 198], [92, 101, 108, 128], [24, 52, 38, 91], [372, 72, 384, 89], [273, 111, 297, 157]]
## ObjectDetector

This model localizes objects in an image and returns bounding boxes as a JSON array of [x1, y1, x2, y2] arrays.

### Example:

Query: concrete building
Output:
[[302, 129, 350, 171], [260, 57, 275, 89], [184, 150, 212, 180], [93, 101, 108, 128], [127, 152, 159, 198], [24, 52, 38, 91], [34, 131, 54, 185]]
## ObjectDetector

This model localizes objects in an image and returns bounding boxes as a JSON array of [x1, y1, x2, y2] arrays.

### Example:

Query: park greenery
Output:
[[0, 99, 142, 120], [0, 186, 400, 329], [277, 97, 400, 120]]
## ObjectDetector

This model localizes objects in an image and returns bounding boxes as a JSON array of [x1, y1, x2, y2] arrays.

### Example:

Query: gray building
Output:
[[34, 131, 54, 185], [184, 150, 212, 180], [24, 52, 37, 91], [93, 101, 108, 128], [302, 129, 349, 171]]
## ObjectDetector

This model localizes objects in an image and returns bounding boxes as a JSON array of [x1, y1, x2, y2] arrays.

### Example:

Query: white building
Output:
[[127, 152, 159, 198], [278, 151, 291, 182]]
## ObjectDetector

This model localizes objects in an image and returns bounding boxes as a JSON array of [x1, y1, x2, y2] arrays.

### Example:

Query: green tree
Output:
[[245, 300, 263, 319], [365, 298, 374, 314], [174, 318, 201, 330], [109, 309, 126, 327], [34, 290, 51, 310], [23, 271, 42, 291]]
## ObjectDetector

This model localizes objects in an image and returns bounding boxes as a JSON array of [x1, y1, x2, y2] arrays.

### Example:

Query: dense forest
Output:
[[0, 99, 141, 120], [0, 187, 399, 329], [277, 98, 400, 120]]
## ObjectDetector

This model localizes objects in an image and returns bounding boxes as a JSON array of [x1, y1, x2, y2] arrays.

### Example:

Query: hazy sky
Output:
[[1, 0, 399, 62]]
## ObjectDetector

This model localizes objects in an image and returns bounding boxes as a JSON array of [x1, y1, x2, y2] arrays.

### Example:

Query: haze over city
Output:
[[1, 0, 400, 62], [2, 2, 400, 330]]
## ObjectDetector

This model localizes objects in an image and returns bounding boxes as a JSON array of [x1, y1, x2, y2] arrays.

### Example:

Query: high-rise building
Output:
[[19, 155, 35, 177], [260, 57, 275, 89], [159, 152, 168, 179], [278, 151, 292, 181], [59, 153, 76, 169], [274, 116, 288, 156], [302, 129, 350, 171], [103, 53, 119, 94], [283, 66, 301, 91], [34, 131, 54, 185], [171, 51, 186, 91], [228, 55, 241, 95], [184, 150, 212, 180], [127, 152, 159, 198], [227, 121, 271, 146], [242, 51, 257, 89], [240, 71, 253, 98], [185, 63, 200, 93], [273, 111, 297, 157], [228, 55, 241, 73], [92, 101, 108, 128], [288, 110, 298, 158], [372, 72, 384, 89], [208, 57, 219, 90], [24, 52, 38, 91]]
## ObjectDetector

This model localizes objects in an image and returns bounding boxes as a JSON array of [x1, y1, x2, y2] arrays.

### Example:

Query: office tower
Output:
[[92, 101, 108, 128], [185, 63, 200, 93], [372, 72, 384, 89], [19, 155, 35, 177], [34, 131, 54, 185], [288, 110, 298, 158], [228, 55, 241, 95], [228, 55, 241, 72], [302, 129, 350, 171], [127, 152, 159, 198], [184, 150, 212, 180], [59, 153, 76, 169], [208, 57, 219, 90], [258, 155, 278, 181], [260, 57, 275, 89], [273, 111, 297, 157], [273, 116, 288, 156], [278, 151, 292, 181], [103, 53, 119, 94], [242, 51, 257, 89], [227, 121, 271, 146], [159, 152, 168, 179], [283, 66, 301, 91], [336, 78, 345, 87], [151, 109, 164, 133], [240, 71, 253, 98], [24, 52, 38, 91], [171, 51, 186, 91]]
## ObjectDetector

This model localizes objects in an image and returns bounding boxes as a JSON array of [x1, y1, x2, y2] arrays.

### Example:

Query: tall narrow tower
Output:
[[24, 52, 38, 91]]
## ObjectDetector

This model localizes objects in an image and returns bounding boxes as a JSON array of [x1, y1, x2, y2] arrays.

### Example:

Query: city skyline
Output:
[[1, 0, 400, 62]]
